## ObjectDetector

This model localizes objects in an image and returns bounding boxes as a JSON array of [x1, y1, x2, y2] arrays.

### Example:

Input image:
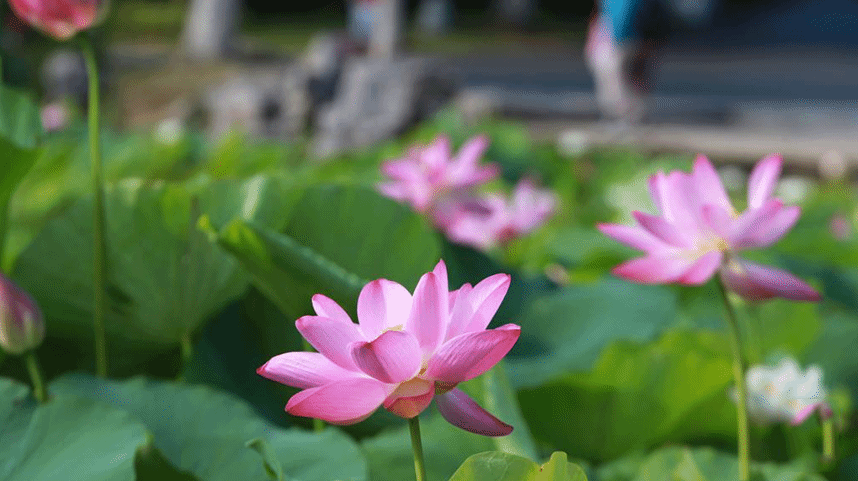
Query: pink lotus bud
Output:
[[0, 274, 45, 355], [8, 0, 106, 41]]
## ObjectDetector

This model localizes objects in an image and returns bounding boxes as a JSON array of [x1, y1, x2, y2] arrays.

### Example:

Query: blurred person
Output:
[[348, 0, 379, 43], [585, 0, 718, 124], [347, 0, 404, 58], [416, 0, 453, 36]]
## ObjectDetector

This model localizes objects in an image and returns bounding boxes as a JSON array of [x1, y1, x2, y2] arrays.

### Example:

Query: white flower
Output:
[[735, 358, 827, 424]]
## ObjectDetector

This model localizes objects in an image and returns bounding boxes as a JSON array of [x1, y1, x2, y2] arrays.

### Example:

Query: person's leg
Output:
[[585, 1, 651, 123]]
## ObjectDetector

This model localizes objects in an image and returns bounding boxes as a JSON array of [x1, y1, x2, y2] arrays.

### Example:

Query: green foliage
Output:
[[0, 377, 148, 481], [519, 331, 736, 461], [50, 374, 368, 481], [597, 447, 825, 481], [506, 279, 678, 389], [13, 177, 286, 347], [213, 184, 442, 320], [0, 85, 42, 269], [449, 451, 588, 481]]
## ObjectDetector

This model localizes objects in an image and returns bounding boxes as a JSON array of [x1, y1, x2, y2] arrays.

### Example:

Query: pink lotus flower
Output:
[[258, 260, 520, 436], [599, 154, 820, 302], [437, 179, 556, 251], [0, 273, 44, 356], [8, 0, 104, 40], [377, 135, 500, 213]]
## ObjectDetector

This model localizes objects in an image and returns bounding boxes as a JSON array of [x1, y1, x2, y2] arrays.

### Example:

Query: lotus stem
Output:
[[717, 278, 750, 481], [24, 351, 47, 403], [80, 34, 107, 378], [409, 416, 427, 481]]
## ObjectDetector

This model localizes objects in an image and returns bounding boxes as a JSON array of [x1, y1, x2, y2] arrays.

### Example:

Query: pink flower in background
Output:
[[599, 154, 820, 302], [377, 135, 499, 213], [40, 102, 68, 132], [258, 260, 520, 436], [829, 212, 851, 240], [8, 0, 103, 40], [439, 179, 557, 251]]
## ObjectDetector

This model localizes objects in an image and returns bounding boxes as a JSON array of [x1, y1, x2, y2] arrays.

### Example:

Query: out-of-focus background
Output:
[[3, 0, 858, 173]]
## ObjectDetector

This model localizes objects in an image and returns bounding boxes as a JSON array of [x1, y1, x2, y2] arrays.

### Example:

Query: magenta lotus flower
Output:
[[8, 0, 104, 40], [0, 273, 44, 355], [599, 154, 820, 302], [258, 260, 520, 436], [377, 135, 500, 213], [438, 179, 556, 251]]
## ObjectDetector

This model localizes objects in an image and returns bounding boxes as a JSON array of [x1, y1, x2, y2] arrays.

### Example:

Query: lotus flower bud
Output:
[[0, 274, 45, 355], [8, 0, 107, 41]]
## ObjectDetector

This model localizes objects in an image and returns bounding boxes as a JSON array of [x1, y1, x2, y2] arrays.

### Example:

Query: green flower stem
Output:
[[717, 279, 751, 481], [822, 417, 835, 466], [409, 416, 427, 481], [312, 418, 325, 433], [24, 351, 47, 403], [0, 199, 8, 268], [80, 35, 107, 378]]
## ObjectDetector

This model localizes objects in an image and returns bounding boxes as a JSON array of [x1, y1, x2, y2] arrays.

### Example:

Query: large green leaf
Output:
[[518, 331, 736, 462], [0, 85, 41, 149], [0, 86, 42, 269], [506, 278, 678, 389], [283, 184, 442, 289], [597, 447, 825, 481], [0, 377, 148, 481], [12, 177, 286, 346], [212, 217, 368, 322], [51, 374, 368, 481], [213, 183, 441, 321], [449, 452, 588, 481]]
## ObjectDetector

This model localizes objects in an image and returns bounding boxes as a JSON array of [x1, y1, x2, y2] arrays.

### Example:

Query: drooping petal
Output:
[[449, 273, 511, 337], [612, 254, 698, 284], [435, 389, 513, 436], [285, 378, 390, 424], [296, 316, 364, 370], [257, 352, 360, 389], [426, 324, 520, 384], [632, 211, 693, 247], [748, 154, 783, 209], [677, 250, 723, 285], [357, 279, 413, 339], [720, 259, 821, 302], [692, 155, 734, 212], [737, 205, 801, 249], [406, 269, 449, 355], [597, 223, 672, 254], [351, 330, 422, 384], [312, 294, 353, 324]]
